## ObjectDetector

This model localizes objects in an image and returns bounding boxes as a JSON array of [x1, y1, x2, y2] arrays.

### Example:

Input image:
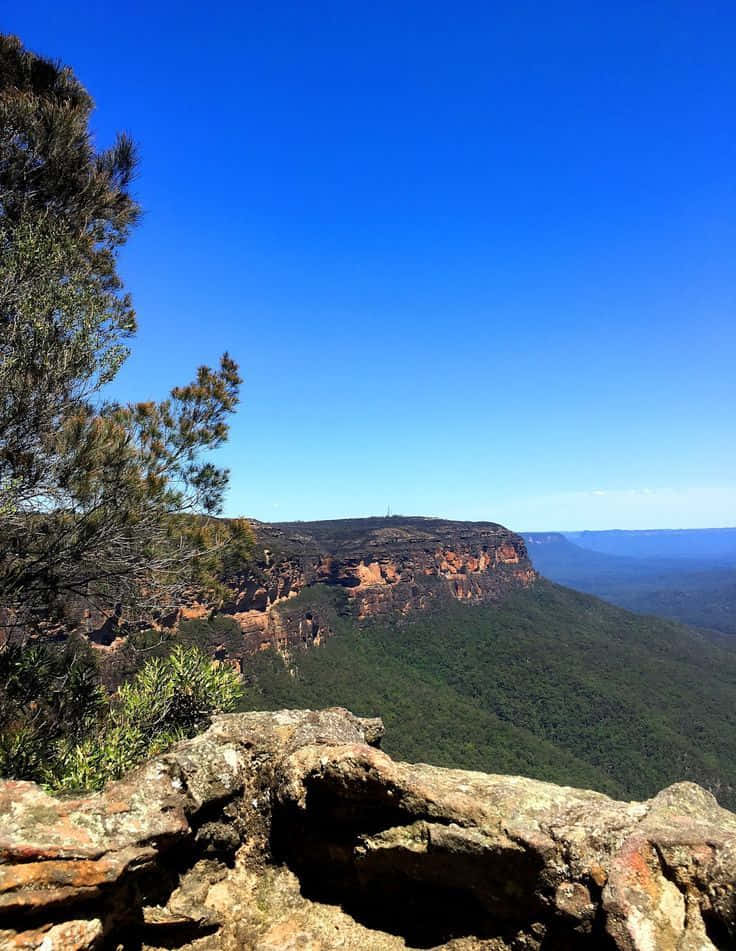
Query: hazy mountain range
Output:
[[523, 527, 736, 636]]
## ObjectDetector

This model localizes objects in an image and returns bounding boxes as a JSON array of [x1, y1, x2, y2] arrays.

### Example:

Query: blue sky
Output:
[[7, 1, 736, 530]]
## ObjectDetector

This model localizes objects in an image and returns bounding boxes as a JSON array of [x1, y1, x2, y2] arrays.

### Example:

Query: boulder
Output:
[[0, 709, 733, 949]]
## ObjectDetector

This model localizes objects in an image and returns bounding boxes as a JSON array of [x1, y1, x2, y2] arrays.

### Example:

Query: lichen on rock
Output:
[[0, 708, 734, 950]]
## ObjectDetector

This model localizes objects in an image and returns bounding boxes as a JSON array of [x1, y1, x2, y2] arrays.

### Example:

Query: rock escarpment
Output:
[[37, 518, 535, 662], [1, 709, 734, 950], [224, 517, 535, 654]]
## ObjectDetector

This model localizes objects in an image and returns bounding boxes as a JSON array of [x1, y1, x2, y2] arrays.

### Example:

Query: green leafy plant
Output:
[[0, 726, 47, 782], [113, 644, 243, 738], [51, 645, 242, 792], [0, 636, 106, 780], [0, 641, 242, 792]]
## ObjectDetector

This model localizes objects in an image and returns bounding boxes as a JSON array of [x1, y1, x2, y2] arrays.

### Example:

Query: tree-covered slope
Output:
[[524, 532, 736, 635], [238, 579, 736, 808], [601, 570, 736, 635]]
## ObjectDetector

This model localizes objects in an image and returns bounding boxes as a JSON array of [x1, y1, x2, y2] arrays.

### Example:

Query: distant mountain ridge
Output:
[[563, 526, 736, 562], [523, 529, 736, 635]]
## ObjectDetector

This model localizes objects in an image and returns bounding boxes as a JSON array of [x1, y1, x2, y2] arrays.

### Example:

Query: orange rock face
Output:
[[497, 543, 520, 564], [78, 519, 535, 668], [355, 561, 385, 586], [211, 518, 537, 655]]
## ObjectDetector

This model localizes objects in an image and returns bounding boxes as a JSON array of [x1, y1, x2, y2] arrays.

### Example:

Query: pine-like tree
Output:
[[0, 35, 250, 635]]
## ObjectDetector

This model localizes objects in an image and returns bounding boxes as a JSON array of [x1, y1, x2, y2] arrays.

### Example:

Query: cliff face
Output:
[[1, 708, 734, 951], [220, 517, 535, 654]]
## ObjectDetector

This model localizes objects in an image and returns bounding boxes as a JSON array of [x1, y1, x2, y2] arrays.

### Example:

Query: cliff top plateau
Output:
[[250, 516, 523, 558]]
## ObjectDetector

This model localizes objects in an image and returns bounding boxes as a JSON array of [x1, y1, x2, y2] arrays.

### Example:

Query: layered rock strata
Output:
[[35, 518, 536, 661], [225, 517, 536, 654], [1, 708, 734, 950]]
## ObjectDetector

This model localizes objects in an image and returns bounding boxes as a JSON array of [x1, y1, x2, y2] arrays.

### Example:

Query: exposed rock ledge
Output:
[[0, 710, 734, 951]]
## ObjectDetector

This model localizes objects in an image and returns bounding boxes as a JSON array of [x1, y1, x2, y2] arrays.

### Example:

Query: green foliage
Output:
[[0, 35, 246, 790], [0, 642, 242, 792], [0, 636, 106, 781], [103, 614, 247, 690], [0, 726, 48, 782], [54, 645, 241, 792], [51, 725, 155, 793], [0, 34, 247, 630], [239, 581, 736, 809], [113, 644, 242, 738]]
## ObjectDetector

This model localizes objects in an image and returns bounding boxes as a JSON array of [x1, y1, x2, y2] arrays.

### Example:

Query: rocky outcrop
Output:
[[222, 517, 536, 654], [1, 709, 734, 950], [26, 518, 535, 665]]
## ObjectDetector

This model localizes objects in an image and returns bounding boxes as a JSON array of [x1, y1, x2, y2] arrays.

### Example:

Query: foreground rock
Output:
[[0, 710, 734, 950]]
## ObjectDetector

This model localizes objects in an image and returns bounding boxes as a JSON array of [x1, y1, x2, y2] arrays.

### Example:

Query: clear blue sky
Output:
[[7, 1, 736, 530]]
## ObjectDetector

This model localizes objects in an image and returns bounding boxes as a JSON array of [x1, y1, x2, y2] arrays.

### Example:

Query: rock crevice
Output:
[[0, 709, 734, 950]]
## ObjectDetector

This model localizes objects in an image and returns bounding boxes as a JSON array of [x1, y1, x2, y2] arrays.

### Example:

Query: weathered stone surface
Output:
[[1, 917, 103, 950], [0, 709, 734, 950], [274, 744, 736, 948]]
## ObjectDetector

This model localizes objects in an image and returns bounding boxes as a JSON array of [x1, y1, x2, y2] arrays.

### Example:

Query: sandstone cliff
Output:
[[1, 708, 734, 950], [220, 517, 535, 655], [46, 518, 535, 664]]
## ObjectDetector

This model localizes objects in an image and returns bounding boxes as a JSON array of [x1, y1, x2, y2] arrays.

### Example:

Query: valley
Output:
[[15, 514, 736, 812], [524, 529, 736, 635], [236, 576, 736, 809], [113, 515, 731, 813]]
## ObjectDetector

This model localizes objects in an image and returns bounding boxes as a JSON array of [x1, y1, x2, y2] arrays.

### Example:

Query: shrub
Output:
[[0, 643, 242, 792], [112, 644, 243, 739], [0, 637, 106, 782]]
